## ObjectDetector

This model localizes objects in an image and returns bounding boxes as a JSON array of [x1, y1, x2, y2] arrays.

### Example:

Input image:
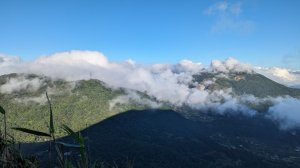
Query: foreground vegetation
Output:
[[0, 94, 134, 168], [0, 74, 152, 142], [0, 105, 39, 167]]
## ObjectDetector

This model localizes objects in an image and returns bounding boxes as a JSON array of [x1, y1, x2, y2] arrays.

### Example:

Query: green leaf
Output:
[[61, 124, 79, 142], [0, 105, 5, 115], [12, 127, 51, 137], [46, 92, 55, 135], [55, 141, 81, 148], [62, 124, 87, 165]]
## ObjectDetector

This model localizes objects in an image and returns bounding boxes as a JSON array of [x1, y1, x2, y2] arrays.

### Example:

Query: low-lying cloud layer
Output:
[[267, 97, 300, 130], [0, 76, 45, 94], [255, 67, 300, 87], [0, 50, 300, 129]]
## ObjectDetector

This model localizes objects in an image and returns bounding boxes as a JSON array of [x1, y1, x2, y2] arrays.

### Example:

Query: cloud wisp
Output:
[[0, 76, 45, 94], [204, 1, 255, 34]]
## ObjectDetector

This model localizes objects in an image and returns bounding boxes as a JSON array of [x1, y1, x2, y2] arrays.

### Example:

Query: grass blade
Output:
[[0, 105, 5, 115], [62, 124, 87, 167], [61, 124, 76, 137], [12, 127, 51, 137], [61, 124, 83, 143], [46, 92, 54, 135], [55, 141, 81, 148], [1, 105, 7, 141]]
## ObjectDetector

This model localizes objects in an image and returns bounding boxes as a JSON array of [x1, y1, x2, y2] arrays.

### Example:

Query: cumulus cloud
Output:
[[204, 1, 255, 33], [267, 97, 300, 130], [35, 51, 109, 67], [0, 51, 255, 111], [0, 76, 45, 94], [109, 90, 162, 110], [254, 67, 300, 87], [211, 57, 251, 72], [172, 60, 203, 73], [185, 89, 258, 116], [269, 67, 296, 81], [1, 50, 300, 129]]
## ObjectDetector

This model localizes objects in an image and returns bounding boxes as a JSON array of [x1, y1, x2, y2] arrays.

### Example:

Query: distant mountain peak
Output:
[[192, 71, 300, 98]]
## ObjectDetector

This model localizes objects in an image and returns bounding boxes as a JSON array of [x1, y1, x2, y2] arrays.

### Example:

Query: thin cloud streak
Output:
[[204, 1, 255, 34]]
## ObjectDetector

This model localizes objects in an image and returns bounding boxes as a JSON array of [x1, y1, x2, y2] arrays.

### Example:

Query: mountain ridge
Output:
[[192, 71, 300, 98], [1, 71, 300, 141]]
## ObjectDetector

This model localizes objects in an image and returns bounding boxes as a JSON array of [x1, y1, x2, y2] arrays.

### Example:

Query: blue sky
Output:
[[0, 0, 300, 69]]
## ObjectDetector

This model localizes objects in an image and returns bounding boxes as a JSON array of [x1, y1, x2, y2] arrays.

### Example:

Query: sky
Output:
[[0, 0, 300, 69]]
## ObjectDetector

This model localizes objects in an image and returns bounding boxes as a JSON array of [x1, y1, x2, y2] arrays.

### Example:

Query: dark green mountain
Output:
[[0, 73, 157, 141], [192, 72, 300, 98], [1, 72, 300, 142], [2, 72, 300, 167]]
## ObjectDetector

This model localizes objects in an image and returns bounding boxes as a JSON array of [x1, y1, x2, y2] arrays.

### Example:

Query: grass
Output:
[[0, 105, 39, 167], [0, 74, 152, 142], [1, 94, 134, 168]]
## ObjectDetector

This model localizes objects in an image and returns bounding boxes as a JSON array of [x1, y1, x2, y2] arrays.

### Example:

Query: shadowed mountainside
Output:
[[22, 109, 300, 168]]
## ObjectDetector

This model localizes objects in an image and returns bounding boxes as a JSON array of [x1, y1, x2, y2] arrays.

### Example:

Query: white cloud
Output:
[[267, 97, 300, 130], [173, 60, 203, 73], [0, 51, 256, 110], [204, 1, 255, 33], [0, 76, 45, 94], [126, 59, 136, 65], [269, 67, 296, 81], [35, 50, 109, 67], [254, 67, 300, 87], [0, 54, 22, 67], [109, 90, 162, 110], [211, 57, 251, 73], [1, 50, 300, 130]]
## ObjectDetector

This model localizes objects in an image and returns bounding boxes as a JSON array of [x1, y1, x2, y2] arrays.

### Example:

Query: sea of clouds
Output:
[[0, 50, 300, 129]]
